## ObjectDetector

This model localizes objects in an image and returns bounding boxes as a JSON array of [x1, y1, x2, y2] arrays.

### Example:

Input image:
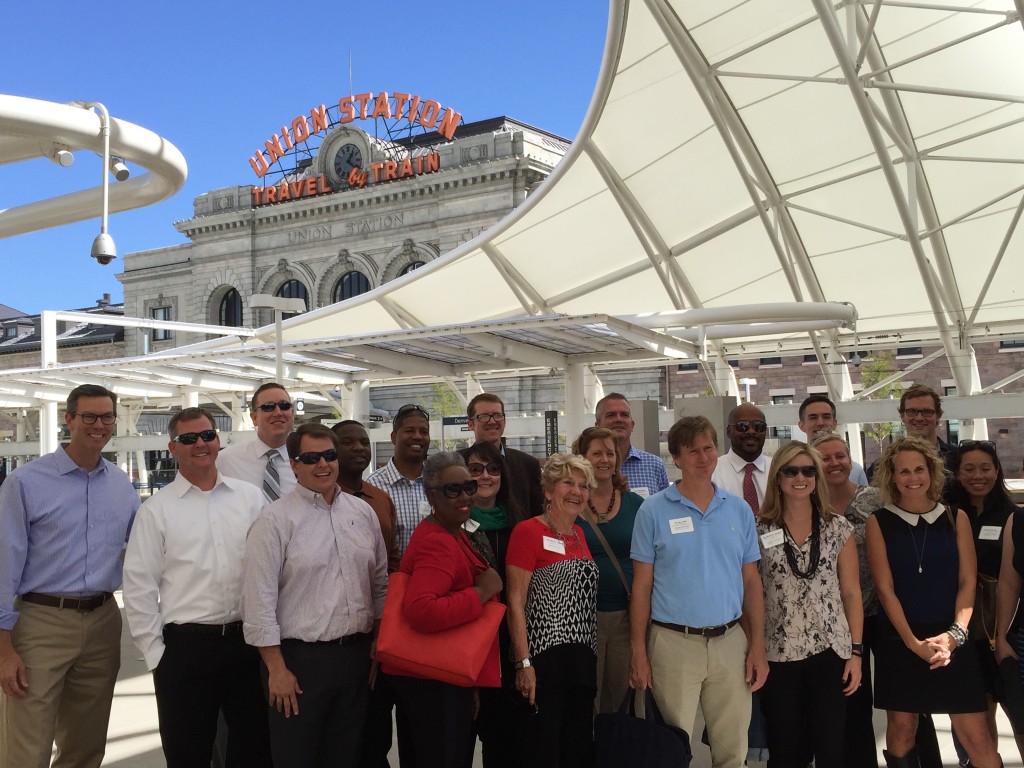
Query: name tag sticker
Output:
[[634, 487, 650, 498], [669, 517, 694, 535], [760, 528, 785, 548], [542, 535, 566, 555], [418, 500, 432, 518], [463, 518, 481, 533], [979, 525, 1002, 541]]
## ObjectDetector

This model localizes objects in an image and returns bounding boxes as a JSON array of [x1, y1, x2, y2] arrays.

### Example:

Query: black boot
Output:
[[883, 747, 922, 768]]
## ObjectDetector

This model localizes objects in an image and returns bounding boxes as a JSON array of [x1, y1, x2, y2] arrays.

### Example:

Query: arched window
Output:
[[275, 280, 309, 318], [400, 261, 425, 276], [219, 288, 243, 327], [333, 271, 371, 303]]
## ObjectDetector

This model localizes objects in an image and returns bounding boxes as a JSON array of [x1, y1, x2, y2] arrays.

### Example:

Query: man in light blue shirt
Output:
[[630, 415, 767, 768], [0, 384, 139, 768]]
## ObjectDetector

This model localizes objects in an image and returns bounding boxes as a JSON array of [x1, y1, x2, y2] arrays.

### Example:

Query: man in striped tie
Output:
[[219, 382, 297, 502]]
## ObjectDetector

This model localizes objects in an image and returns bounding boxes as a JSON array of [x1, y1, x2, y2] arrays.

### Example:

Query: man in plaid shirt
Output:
[[595, 392, 669, 497]]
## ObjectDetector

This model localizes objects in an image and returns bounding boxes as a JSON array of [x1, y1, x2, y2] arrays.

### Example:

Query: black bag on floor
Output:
[[595, 689, 691, 768]]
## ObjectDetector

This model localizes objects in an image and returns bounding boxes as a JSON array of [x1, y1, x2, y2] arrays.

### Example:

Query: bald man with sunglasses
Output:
[[712, 403, 772, 516]]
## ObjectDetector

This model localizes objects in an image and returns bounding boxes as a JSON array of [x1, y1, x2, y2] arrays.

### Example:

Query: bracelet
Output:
[[850, 649, 863, 658], [514, 657, 532, 670], [851, 642, 864, 654], [947, 623, 968, 648]]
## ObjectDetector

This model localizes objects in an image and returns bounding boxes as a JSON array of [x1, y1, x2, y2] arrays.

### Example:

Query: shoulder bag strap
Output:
[[581, 506, 631, 600]]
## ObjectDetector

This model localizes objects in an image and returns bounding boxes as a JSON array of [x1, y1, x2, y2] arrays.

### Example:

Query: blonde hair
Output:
[[873, 436, 947, 505], [759, 440, 835, 524], [541, 452, 597, 493]]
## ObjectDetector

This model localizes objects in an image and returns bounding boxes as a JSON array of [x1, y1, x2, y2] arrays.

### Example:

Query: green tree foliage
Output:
[[859, 351, 904, 451]]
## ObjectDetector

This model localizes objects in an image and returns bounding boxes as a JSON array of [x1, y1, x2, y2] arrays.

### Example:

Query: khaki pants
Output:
[[595, 609, 631, 714], [0, 598, 121, 768], [648, 622, 751, 768]]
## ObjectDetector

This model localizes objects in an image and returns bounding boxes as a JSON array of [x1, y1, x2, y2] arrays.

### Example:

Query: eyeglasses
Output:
[[779, 465, 817, 479], [730, 420, 767, 434], [71, 412, 117, 425], [959, 440, 996, 452], [296, 449, 338, 465], [396, 404, 430, 420], [430, 480, 479, 499], [173, 429, 218, 445], [467, 462, 501, 477], [256, 400, 293, 413], [472, 412, 506, 424], [901, 407, 936, 418]]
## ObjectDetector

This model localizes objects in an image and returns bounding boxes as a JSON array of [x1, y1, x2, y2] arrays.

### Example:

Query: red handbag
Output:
[[376, 571, 505, 687]]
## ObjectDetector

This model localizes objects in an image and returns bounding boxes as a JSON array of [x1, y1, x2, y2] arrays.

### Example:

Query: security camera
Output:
[[109, 158, 130, 182], [91, 232, 117, 266]]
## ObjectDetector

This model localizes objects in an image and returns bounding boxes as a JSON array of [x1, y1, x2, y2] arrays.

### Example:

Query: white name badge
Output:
[[979, 525, 1002, 541], [542, 535, 566, 555], [669, 517, 694, 535], [463, 518, 481, 533], [760, 528, 785, 548], [633, 487, 650, 499], [418, 500, 432, 517]]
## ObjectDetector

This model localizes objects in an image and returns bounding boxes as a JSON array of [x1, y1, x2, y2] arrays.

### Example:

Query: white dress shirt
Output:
[[122, 473, 267, 670], [712, 449, 772, 510], [217, 436, 297, 499], [242, 484, 388, 646]]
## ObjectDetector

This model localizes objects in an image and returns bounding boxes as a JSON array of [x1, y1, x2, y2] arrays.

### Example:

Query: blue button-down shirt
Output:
[[0, 446, 140, 630], [366, 459, 425, 555], [621, 445, 670, 495]]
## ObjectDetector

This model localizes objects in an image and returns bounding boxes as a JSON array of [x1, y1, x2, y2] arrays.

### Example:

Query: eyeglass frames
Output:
[[467, 462, 501, 477], [471, 412, 506, 424], [173, 429, 218, 445], [900, 407, 936, 418], [71, 412, 117, 425]]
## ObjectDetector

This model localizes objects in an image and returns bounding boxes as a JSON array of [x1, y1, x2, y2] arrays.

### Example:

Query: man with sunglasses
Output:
[[123, 407, 271, 767], [244, 422, 388, 768], [712, 403, 771, 515], [218, 382, 297, 502], [0, 384, 140, 768], [461, 392, 543, 518]]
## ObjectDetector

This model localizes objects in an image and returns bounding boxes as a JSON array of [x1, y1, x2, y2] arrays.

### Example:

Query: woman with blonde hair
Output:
[[757, 440, 862, 767], [866, 437, 1001, 768]]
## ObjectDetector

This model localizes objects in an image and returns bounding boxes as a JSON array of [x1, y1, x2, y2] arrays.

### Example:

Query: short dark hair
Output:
[[251, 382, 289, 410], [799, 394, 836, 421], [467, 393, 504, 419], [667, 415, 717, 456], [67, 384, 117, 415], [899, 384, 942, 417], [286, 422, 338, 459], [463, 440, 525, 522], [595, 392, 629, 419], [168, 407, 216, 438], [392, 403, 431, 431], [331, 419, 364, 436]]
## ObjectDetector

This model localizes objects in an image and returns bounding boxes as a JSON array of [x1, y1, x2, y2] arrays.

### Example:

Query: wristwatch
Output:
[[514, 658, 532, 670]]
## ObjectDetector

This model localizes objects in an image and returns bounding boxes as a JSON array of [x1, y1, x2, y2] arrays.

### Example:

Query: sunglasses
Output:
[[256, 400, 293, 413], [467, 461, 501, 477], [779, 465, 817, 479], [396, 404, 430, 419], [295, 449, 338, 465], [959, 440, 996, 452], [730, 420, 767, 434], [431, 480, 479, 499], [173, 429, 218, 445]]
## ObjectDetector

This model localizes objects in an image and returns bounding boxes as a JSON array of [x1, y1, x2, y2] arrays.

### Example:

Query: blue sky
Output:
[[1, 1, 608, 314]]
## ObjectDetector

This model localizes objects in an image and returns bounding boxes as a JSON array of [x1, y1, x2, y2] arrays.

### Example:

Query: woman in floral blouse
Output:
[[757, 440, 863, 767]]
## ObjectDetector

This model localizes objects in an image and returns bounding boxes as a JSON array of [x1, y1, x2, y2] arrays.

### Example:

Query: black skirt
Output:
[[873, 622, 987, 714]]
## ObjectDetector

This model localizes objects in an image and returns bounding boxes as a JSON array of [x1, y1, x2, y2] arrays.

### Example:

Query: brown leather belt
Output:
[[164, 621, 243, 637], [21, 592, 114, 612], [651, 618, 739, 638]]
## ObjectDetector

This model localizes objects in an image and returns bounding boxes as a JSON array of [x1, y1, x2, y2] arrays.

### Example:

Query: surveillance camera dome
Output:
[[91, 232, 117, 266]]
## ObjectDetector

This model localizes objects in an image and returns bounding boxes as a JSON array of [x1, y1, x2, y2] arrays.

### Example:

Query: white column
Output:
[[824, 348, 865, 467], [712, 356, 741, 401], [564, 364, 587, 448], [465, 375, 483, 402], [953, 345, 987, 440], [182, 390, 200, 409], [38, 311, 59, 456], [38, 402, 58, 456]]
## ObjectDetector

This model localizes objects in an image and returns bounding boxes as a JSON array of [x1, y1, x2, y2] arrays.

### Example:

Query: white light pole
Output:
[[250, 294, 306, 382], [738, 377, 758, 403]]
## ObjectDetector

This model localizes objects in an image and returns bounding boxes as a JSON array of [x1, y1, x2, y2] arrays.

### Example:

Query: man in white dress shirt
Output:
[[123, 407, 271, 767], [218, 382, 297, 501], [712, 403, 771, 515], [243, 422, 388, 768]]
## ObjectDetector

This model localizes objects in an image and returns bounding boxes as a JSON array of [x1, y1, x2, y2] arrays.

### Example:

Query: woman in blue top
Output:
[[571, 426, 644, 713]]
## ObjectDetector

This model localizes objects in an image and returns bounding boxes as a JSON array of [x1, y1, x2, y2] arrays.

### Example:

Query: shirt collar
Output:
[[724, 449, 769, 472], [294, 482, 341, 508], [254, 438, 288, 460], [885, 503, 946, 526], [55, 444, 108, 476], [169, 470, 229, 498]]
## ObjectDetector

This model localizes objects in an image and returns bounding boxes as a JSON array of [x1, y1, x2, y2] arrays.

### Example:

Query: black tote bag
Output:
[[594, 689, 691, 768]]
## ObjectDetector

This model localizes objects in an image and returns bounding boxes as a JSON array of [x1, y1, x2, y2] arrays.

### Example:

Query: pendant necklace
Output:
[[908, 518, 928, 574], [544, 511, 581, 549], [588, 491, 616, 523]]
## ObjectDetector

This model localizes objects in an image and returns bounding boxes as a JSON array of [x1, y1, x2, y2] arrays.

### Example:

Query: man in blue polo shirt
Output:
[[630, 415, 768, 768]]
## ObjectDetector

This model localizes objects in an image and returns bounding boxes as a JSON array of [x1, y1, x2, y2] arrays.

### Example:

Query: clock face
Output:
[[334, 143, 363, 181]]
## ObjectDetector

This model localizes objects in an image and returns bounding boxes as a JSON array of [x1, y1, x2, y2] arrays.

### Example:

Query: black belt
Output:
[[20, 592, 113, 612], [652, 618, 739, 638], [164, 621, 244, 637], [281, 632, 372, 646]]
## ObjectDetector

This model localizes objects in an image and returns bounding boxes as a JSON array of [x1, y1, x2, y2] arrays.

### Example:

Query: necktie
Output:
[[263, 449, 281, 502], [743, 463, 759, 516]]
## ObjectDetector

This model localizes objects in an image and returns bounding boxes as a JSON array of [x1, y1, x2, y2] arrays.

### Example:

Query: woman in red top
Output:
[[385, 452, 503, 768]]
